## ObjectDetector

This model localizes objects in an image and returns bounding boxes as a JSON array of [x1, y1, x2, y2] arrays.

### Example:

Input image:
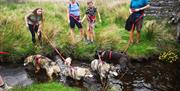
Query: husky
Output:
[[91, 59, 118, 85], [24, 55, 61, 80]]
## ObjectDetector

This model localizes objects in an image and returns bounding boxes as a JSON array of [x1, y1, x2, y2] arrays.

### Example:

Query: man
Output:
[[129, 0, 150, 44]]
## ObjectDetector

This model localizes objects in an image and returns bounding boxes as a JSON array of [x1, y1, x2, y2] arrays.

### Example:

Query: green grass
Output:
[[0, 1, 179, 62], [10, 82, 80, 91]]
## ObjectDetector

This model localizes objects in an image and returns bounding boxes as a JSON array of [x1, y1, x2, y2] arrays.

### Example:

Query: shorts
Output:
[[88, 21, 95, 29], [134, 18, 143, 32], [69, 15, 83, 29]]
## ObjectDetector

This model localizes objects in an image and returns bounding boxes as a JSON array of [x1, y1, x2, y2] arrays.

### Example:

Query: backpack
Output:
[[69, 2, 79, 11]]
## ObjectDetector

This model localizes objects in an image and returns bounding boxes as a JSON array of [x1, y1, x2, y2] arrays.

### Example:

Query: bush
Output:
[[159, 50, 178, 63]]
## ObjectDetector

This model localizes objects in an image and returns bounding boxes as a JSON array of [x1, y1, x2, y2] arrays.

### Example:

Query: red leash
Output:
[[0, 52, 9, 54]]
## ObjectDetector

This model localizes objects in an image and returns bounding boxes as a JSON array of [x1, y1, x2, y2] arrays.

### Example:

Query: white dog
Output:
[[59, 57, 93, 81], [91, 59, 118, 84]]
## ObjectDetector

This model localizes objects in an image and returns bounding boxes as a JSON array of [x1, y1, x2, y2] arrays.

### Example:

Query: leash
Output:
[[41, 31, 66, 62], [0, 52, 9, 54], [123, 11, 144, 53], [98, 53, 104, 64]]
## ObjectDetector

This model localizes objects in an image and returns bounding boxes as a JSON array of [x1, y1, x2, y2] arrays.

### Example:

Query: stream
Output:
[[0, 56, 179, 91]]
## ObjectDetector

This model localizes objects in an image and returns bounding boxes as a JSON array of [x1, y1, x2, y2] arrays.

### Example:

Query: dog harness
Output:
[[34, 56, 42, 65]]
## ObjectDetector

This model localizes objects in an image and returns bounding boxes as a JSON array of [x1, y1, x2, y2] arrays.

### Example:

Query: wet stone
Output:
[[0, 66, 34, 87]]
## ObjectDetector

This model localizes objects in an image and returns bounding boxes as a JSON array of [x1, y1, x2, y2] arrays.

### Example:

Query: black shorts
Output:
[[69, 16, 83, 29]]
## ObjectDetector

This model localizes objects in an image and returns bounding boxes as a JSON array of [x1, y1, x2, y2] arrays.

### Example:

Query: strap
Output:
[[0, 52, 9, 54], [131, 12, 144, 30], [108, 51, 112, 60], [34, 56, 42, 65], [70, 14, 80, 23]]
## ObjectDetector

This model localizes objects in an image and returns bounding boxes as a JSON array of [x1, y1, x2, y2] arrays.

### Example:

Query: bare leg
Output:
[[70, 28, 75, 42], [86, 26, 90, 41], [89, 26, 94, 42], [129, 28, 134, 44], [0, 76, 4, 86], [79, 28, 84, 40], [136, 31, 140, 43]]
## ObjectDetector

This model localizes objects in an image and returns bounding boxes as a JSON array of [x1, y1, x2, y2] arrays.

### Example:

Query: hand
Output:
[[26, 23, 29, 27], [129, 9, 133, 14], [37, 29, 41, 34], [99, 19, 102, 23], [134, 8, 141, 12]]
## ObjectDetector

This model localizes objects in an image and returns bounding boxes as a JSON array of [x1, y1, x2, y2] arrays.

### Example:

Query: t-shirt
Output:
[[27, 14, 42, 25], [130, 0, 150, 9], [86, 7, 97, 16], [130, 0, 150, 17], [69, 2, 80, 16]]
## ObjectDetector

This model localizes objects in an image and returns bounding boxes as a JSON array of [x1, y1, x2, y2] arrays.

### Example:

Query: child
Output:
[[25, 8, 44, 44], [82, 1, 101, 44], [67, 0, 84, 42]]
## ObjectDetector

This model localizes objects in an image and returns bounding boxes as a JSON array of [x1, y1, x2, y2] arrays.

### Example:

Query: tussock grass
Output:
[[0, 0, 178, 62]]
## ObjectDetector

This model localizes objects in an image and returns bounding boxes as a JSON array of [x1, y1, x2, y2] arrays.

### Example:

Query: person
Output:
[[0, 75, 12, 90], [81, 1, 101, 44], [174, 12, 180, 43], [67, 0, 84, 42], [128, 0, 150, 44], [25, 8, 44, 44]]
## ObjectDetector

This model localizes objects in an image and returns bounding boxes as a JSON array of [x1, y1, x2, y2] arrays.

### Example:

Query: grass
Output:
[[10, 82, 80, 91], [0, 0, 179, 62]]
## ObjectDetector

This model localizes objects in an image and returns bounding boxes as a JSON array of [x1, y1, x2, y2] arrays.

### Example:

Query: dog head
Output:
[[64, 57, 72, 66], [24, 55, 35, 66], [94, 50, 104, 59], [84, 69, 93, 78], [52, 64, 61, 73], [108, 65, 118, 76], [91, 59, 99, 71]]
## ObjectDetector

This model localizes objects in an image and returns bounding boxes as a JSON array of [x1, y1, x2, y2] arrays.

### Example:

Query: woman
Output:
[[82, 1, 101, 44], [67, 0, 84, 42], [129, 0, 150, 44], [25, 8, 44, 44]]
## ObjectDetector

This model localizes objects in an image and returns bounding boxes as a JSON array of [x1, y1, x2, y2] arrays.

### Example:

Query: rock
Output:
[[0, 66, 34, 87]]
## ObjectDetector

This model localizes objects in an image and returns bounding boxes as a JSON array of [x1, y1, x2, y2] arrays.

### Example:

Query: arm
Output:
[[38, 22, 42, 32], [67, 8, 70, 23], [81, 15, 87, 23], [25, 13, 31, 27], [97, 10, 102, 23], [134, 4, 150, 12]]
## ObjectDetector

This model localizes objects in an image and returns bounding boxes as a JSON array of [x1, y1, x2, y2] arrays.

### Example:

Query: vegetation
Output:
[[10, 82, 80, 91], [0, 1, 179, 63], [159, 50, 178, 63]]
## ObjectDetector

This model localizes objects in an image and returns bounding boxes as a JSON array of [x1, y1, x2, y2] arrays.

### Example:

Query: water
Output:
[[0, 57, 179, 91]]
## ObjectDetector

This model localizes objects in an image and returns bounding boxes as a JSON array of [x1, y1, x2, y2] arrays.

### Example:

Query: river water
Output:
[[0, 57, 179, 91]]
